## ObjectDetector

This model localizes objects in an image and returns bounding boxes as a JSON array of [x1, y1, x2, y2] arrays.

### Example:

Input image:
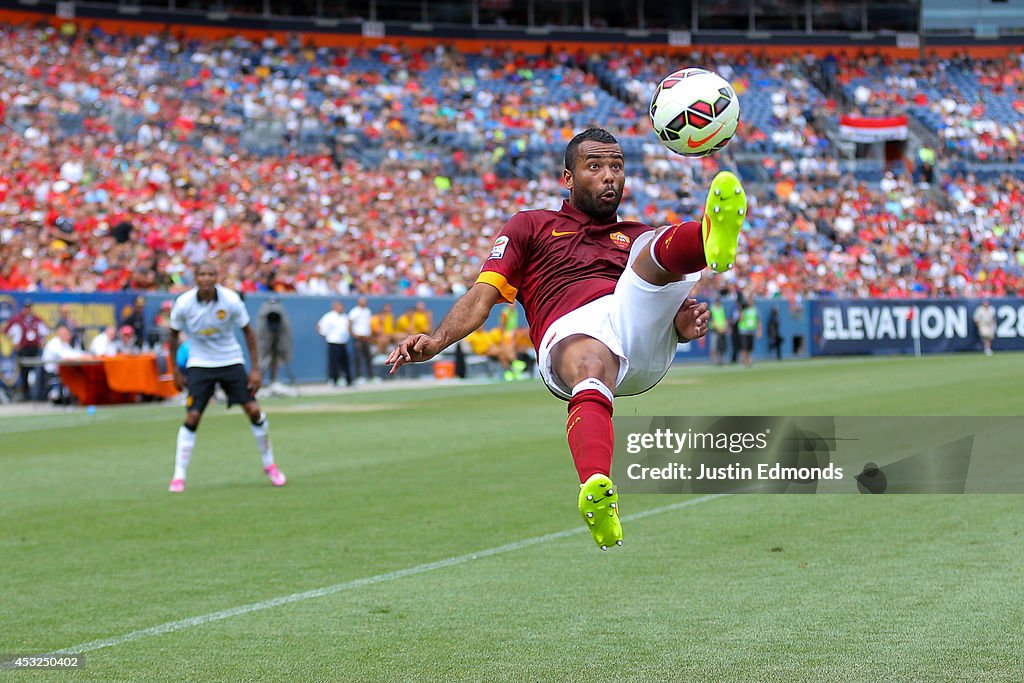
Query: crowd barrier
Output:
[[1, 292, 1017, 391], [0, 291, 522, 387]]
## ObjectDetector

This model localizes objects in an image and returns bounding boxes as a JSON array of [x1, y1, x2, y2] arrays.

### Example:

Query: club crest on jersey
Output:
[[489, 236, 509, 260], [610, 232, 631, 249], [216, 309, 227, 320]]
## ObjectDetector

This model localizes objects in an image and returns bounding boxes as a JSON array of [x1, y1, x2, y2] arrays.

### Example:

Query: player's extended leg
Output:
[[170, 366, 217, 492], [551, 335, 623, 550], [632, 171, 747, 286], [169, 409, 202, 492], [242, 401, 286, 487]]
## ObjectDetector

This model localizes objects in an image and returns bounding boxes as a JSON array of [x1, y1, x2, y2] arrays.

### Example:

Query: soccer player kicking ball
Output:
[[166, 262, 286, 492], [388, 128, 745, 550]]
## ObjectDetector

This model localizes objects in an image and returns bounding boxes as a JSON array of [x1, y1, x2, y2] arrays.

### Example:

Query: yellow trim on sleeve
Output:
[[476, 271, 518, 303]]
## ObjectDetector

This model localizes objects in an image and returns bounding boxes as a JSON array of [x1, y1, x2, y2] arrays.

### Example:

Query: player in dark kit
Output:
[[388, 128, 746, 550]]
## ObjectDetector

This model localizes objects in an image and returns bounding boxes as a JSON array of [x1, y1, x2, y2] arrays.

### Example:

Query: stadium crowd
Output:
[[737, 171, 1023, 300], [0, 23, 1021, 299], [596, 50, 833, 158], [837, 52, 1024, 161]]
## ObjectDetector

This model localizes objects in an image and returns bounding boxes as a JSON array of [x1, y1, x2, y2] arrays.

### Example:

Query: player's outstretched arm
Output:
[[168, 328, 185, 392], [387, 283, 503, 374], [241, 324, 262, 392]]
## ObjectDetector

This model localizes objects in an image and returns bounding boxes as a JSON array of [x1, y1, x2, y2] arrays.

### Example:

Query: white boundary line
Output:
[[47, 494, 724, 656]]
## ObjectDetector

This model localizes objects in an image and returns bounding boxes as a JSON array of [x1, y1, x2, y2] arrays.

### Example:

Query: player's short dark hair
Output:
[[564, 128, 619, 171]]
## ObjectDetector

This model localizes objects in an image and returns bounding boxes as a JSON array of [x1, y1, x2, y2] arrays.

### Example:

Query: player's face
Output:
[[565, 141, 625, 221], [195, 266, 217, 295]]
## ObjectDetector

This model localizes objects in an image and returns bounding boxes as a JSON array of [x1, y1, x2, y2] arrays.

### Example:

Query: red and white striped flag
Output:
[[839, 115, 909, 143]]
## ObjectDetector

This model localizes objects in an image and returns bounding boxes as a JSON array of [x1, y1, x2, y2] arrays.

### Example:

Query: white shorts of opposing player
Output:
[[538, 229, 700, 399]]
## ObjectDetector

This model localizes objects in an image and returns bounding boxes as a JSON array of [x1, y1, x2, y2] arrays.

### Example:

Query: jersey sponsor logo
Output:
[[216, 309, 227, 320], [610, 232, 631, 249], [489, 236, 509, 260], [198, 327, 219, 336], [551, 228, 577, 237]]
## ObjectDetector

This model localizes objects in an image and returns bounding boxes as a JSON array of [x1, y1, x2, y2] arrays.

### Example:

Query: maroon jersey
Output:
[[4, 312, 49, 351], [477, 200, 654, 350]]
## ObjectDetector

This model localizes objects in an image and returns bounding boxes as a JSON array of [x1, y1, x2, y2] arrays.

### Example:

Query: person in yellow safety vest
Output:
[[917, 145, 935, 185], [466, 326, 499, 357], [708, 298, 728, 366], [737, 300, 761, 367], [370, 303, 396, 354], [499, 304, 527, 381], [411, 301, 433, 335]]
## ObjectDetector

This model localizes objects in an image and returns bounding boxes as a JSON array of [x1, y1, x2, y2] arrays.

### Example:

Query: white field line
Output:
[[45, 494, 724, 656]]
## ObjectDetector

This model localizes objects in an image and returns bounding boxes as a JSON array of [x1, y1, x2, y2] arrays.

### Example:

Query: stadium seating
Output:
[[838, 55, 1024, 162], [0, 25, 1020, 299]]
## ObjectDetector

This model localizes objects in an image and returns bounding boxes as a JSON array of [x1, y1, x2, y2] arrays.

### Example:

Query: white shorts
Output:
[[537, 229, 701, 400]]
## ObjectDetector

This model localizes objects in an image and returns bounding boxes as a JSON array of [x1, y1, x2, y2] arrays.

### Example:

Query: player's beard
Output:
[[197, 283, 217, 300], [575, 187, 621, 221]]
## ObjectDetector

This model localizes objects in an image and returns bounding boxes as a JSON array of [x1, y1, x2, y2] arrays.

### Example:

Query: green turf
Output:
[[1, 354, 1023, 682]]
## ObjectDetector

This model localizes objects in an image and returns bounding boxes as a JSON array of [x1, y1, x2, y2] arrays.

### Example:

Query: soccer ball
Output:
[[649, 68, 740, 158]]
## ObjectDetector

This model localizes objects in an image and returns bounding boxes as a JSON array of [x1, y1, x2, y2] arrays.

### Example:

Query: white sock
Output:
[[571, 378, 615, 403], [173, 425, 196, 481], [648, 233, 669, 272], [251, 415, 275, 468]]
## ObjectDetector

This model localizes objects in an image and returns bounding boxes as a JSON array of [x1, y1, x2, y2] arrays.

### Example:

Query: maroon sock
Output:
[[566, 389, 614, 483], [652, 220, 707, 274]]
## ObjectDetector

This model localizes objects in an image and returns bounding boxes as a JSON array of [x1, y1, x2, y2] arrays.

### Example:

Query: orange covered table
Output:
[[101, 354, 178, 399], [59, 355, 178, 405]]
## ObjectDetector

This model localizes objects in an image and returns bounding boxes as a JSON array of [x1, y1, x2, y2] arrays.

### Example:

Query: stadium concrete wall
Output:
[[0, 291, 809, 386], [0, 290, 525, 386], [2, 292, 1015, 389]]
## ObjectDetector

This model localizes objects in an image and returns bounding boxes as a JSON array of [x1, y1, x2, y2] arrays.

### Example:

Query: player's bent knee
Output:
[[551, 335, 619, 389], [573, 356, 613, 384]]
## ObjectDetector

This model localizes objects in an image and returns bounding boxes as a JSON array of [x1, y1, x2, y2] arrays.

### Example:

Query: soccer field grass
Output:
[[2, 354, 1023, 682]]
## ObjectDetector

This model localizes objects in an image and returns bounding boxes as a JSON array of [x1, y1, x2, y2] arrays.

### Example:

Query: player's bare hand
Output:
[[674, 298, 711, 341], [387, 334, 442, 374], [172, 368, 186, 392], [247, 369, 262, 393]]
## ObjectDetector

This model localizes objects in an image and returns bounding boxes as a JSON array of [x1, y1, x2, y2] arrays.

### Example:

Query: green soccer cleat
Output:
[[702, 171, 747, 273], [511, 359, 528, 380], [578, 474, 622, 551]]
